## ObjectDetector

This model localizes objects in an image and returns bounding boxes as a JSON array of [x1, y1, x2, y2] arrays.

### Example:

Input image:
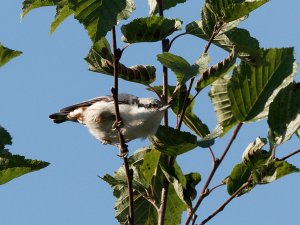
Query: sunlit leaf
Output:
[[138, 148, 161, 186], [195, 46, 237, 91], [22, 0, 73, 34], [206, 0, 269, 23], [252, 160, 300, 184], [50, 0, 73, 34], [228, 48, 296, 122], [195, 52, 210, 75], [0, 150, 49, 185], [209, 75, 237, 136], [164, 176, 187, 225], [149, 126, 198, 156], [85, 39, 156, 85], [157, 52, 198, 84], [21, 0, 56, 19], [121, 16, 182, 43], [102, 149, 186, 225], [71, 0, 135, 42], [241, 137, 270, 168], [148, 0, 188, 15], [226, 163, 252, 196], [0, 43, 22, 67], [268, 83, 300, 145]]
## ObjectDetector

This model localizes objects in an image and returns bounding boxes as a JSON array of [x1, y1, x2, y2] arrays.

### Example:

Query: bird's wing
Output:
[[59, 94, 139, 113], [59, 96, 112, 113]]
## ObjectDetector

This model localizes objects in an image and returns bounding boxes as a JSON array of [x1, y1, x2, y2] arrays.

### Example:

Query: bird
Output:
[[49, 94, 169, 145]]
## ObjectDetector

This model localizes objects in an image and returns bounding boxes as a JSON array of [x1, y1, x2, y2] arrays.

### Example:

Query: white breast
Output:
[[81, 101, 164, 144]]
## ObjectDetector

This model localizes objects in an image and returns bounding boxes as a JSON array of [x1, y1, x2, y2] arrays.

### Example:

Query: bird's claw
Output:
[[112, 120, 123, 130]]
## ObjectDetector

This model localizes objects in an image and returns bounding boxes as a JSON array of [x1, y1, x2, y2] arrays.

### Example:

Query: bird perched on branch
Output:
[[49, 94, 169, 144]]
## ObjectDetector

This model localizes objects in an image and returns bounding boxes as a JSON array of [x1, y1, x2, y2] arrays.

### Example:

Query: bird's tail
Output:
[[49, 112, 70, 124]]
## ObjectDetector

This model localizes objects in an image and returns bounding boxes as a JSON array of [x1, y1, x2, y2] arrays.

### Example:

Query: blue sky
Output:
[[0, 1, 299, 225]]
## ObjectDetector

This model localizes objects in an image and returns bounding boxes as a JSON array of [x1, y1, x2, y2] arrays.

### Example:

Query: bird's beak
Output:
[[159, 105, 171, 111]]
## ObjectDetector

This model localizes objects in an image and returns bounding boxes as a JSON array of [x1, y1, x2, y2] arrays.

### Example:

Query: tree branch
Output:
[[199, 181, 250, 225], [185, 123, 243, 225], [280, 148, 300, 161], [111, 26, 134, 225]]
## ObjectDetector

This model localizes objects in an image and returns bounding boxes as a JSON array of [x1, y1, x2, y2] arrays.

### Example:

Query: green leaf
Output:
[[163, 174, 187, 225], [103, 172, 158, 225], [21, 0, 56, 19], [121, 16, 182, 43], [268, 83, 300, 145], [102, 150, 186, 225], [50, 0, 73, 34], [241, 137, 271, 168], [227, 163, 252, 196], [195, 46, 237, 91], [253, 160, 300, 184], [148, 126, 198, 156], [186, 3, 262, 65], [85, 39, 156, 85], [0, 150, 49, 185], [206, 0, 269, 23], [72, 0, 135, 42], [195, 52, 210, 75], [148, 0, 188, 15], [160, 161, 200, 208], [0, 126, 12, 149], [228, 48, 296, 122], [209, 75, 237, 136], [184, 172, 201, 201], [138, 148, 161, 186], [22, 0, 74, 34], [157, 52, 198, 84], [0, 43, 22, 67]]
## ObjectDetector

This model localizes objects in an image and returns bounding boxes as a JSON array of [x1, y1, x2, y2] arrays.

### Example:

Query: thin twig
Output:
[[191, 214, 198, 225], [111, 26, 134, 225], [177, 21, 223, 131], [280, 148, 300, 161], [185, 123, 243, 225], [141, 192, 160, 212], [199, 181, 250, 225], [208, 146, 216, 163], [168, 32, 188, 51], [209, 182, 226, 194], [156, 1, 172, 225]]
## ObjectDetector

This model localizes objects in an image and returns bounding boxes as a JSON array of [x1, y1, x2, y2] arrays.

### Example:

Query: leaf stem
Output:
[[209, 182, 226, 194], [280, 148, 300, 161], [168, 32, 188, 51], [185, 123, 243, 225], [208, 146, 216, 163], [111, 26, 134, 225]]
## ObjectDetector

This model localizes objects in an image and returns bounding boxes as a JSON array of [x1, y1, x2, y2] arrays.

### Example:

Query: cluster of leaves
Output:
[[0, 126, 49, 185], [20, 0, 300, 224], [0, 44, 49, 184]]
